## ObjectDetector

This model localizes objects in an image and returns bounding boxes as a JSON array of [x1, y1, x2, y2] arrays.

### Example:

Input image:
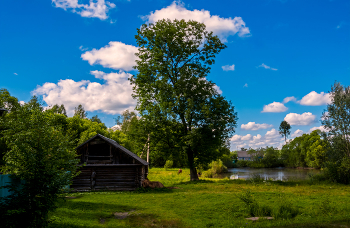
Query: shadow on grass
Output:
[[49, 200, 188, 228], [270, 218, 350, 228]]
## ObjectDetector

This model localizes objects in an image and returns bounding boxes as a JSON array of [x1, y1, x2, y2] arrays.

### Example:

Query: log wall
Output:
[[71, 165, 147, 191]]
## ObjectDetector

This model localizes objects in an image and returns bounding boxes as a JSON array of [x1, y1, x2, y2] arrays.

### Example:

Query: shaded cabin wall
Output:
[[73, 137, 148, 191], [71, 165, 147, 191]]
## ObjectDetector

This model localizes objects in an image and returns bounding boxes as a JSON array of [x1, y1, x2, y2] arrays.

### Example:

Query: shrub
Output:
[[0, 103, 78, 227], [164, 160, 173, 170], [202, 160, 227, 178], [273, 202, 299, 220], [238, 190, 272, 217]]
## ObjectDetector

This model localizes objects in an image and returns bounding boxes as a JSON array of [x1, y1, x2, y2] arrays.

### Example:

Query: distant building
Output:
[[237, 151, 253, 161]]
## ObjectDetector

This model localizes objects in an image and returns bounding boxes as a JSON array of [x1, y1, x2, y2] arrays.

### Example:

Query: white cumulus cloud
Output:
[[258, 63, 277, 71], [283, 96, 297, 104], [81, 41, 139, 71], [143, 1, 250, 42], [284, 112, 316, 125], [33, 70, 136, 115], [291, 129, 304, 137], [241, 122, 273, 131], [262, 102, 288, 113], [52, 0, 116, 20], [222, 64, 235, 71], [230, 128, 284, 149], [308, 126, 329, 133], [299, 91, 331, 106]]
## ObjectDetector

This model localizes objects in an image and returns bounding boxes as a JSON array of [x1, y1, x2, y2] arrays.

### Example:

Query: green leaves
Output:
[[132, 19, 237, 178]]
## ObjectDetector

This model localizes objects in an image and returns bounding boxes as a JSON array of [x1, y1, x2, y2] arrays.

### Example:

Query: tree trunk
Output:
[[186, 146, 199, 181]]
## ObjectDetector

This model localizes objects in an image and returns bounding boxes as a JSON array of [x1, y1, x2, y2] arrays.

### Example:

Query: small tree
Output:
[[322, 82, 350, 183], [0, 100, 78, 227], [279, 120, 291, 142]]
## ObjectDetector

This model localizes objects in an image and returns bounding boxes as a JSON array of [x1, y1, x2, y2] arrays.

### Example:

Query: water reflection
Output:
[[223, 167, 321, 181]]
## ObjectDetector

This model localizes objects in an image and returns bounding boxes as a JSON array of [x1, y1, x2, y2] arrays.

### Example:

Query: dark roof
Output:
[[76, 134, 149, 166]]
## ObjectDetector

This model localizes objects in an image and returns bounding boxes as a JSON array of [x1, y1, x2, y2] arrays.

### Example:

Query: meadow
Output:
[[48, 168, 350, 228]]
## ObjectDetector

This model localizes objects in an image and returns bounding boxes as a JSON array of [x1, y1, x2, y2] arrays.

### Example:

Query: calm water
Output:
[[220, 167, 321, 181]]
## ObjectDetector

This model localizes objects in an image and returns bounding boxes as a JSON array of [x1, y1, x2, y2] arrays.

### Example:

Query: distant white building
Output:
[[237, 151, 253, 161]]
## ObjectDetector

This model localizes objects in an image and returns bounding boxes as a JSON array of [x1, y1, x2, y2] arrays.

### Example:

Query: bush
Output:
[[202, 160, 227, 178], [164, 160, 173, 170], [273, 202, 299, 220], [238, 191, 272, 217], [0, 103, 78, 227]]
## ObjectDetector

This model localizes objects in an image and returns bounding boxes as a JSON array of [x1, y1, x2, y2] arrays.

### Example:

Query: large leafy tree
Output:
[[322, 82, 350, 183], [131, 19, 238, 180], [279, 120, 291, 142]]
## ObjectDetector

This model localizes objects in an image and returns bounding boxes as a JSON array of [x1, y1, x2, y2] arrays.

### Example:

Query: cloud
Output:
[[222, 64, 235, 71], [284, 112, 316, 125], [241, 122, 273, 131], [262, 102, 288, 113], [308, 126, 329, 133], [33, 70, 136, 115], [258, 63, 277, 71], [19, 101, 25, 105], [230, 128, 284, 149], [143, 1, 250, 42], [52, 0, 116, 20], [14, 73, 18, 75], [79, 46, 89, 51], [243, 83, 248, 88], [291, 129, 304, 137], [336, 21, 345, 29], [213, 84, 222, 94], [81, 41, 139, 71], [109, 125, 121, 131], [299, 91, 331, 106], [283, 96, 297, 104]]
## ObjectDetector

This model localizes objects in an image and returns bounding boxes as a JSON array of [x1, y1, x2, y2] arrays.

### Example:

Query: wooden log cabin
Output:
[[71, 134, 148, 191]]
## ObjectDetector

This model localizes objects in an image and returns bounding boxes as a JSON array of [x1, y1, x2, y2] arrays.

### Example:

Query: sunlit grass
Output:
[[49, 168, 350, 228]]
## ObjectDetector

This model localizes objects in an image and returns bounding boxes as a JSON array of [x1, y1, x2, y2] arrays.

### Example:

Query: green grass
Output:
[[49, 168, 350, 228]]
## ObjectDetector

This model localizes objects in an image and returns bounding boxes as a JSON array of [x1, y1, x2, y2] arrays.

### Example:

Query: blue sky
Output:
[[1, 0, 349, 149]]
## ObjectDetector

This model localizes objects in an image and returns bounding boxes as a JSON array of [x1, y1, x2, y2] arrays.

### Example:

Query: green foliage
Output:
[[238, 191, 272, 217], [164, 160, 173, 170], [322, 82, 350, 184], [0, 99, 79, 227], [235, 147, 283, 168], [281, 130, 328, 168], [202, 159, 228, 178], [132, 19, 237, 179], [74, 104, 87, 119], [279, 120, 291, 142]]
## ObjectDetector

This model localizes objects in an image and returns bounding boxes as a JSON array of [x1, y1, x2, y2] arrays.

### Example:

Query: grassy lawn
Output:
[[49, 168, 350, 228]]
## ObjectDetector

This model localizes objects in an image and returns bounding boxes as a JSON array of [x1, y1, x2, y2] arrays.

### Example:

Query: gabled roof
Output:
[[76, 134, 149, 166]]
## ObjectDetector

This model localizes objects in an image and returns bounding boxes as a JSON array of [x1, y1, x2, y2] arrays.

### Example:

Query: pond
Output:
[[219, 167, 322, 181]]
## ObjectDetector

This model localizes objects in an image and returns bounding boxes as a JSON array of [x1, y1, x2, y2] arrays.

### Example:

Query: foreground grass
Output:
[[49, 168, 350, 228]]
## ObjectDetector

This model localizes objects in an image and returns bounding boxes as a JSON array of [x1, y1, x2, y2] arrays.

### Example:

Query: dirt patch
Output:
[[65, 196, 77, 199], [167, 187, 182, 189], [246, 217, 274, 221], [114, 210, 137, 219]]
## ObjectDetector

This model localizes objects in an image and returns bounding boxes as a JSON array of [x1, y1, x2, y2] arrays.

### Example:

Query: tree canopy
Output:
[[131, 19, 237, 180], [322, 82, 350, 183], [279, 120, 291, 142]]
